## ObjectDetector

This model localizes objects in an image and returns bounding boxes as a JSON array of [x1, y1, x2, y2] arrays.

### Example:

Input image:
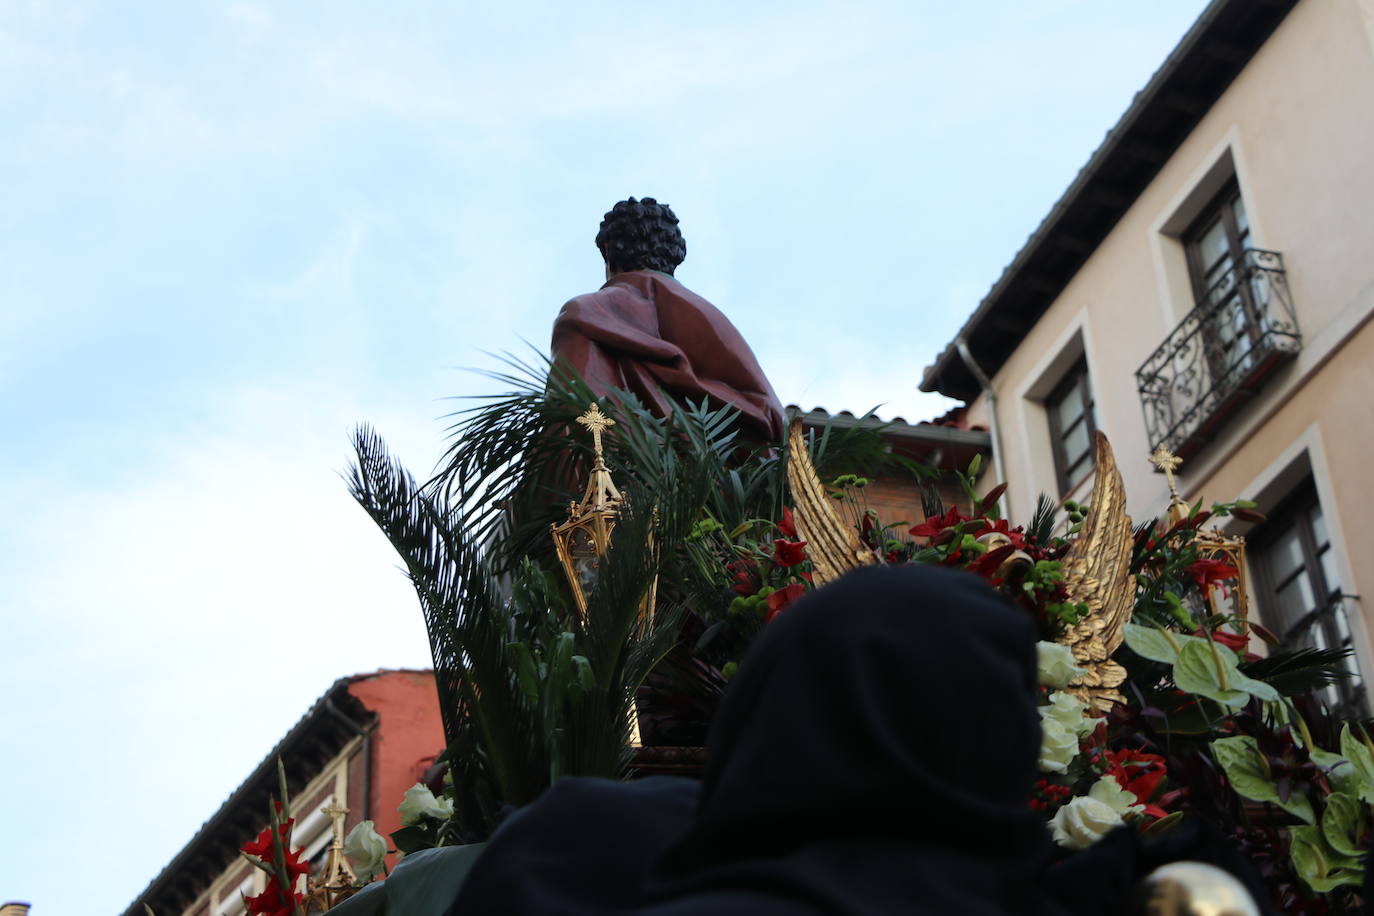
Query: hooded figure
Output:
[[451, 565, 1065, 914]]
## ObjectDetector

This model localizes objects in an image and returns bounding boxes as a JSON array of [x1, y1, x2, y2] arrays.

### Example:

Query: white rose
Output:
[[1088, 776, 1144, 818], [342, 819, 388, 881], [397, 783, 454, 826], [1039, 715, 1079, 773], [1036, 641, 1087, 688], [1043, 691, 1095, 737], [1050, 796, 1125, 850]]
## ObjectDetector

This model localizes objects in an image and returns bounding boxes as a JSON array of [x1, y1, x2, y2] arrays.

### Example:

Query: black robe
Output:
[[452, 566, 1064, 913], [450, 565, 1271, 914]]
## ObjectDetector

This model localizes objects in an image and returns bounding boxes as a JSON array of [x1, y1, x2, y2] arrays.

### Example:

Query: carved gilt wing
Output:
[[786, 418, 876, 586], [1057, 431, 1136, 711]]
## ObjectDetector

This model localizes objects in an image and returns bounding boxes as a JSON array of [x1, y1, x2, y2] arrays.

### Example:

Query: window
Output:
[[1046, 358, 1097, 495], [1254, 481, 1365, 717], [1183, 181, 1262, 381]]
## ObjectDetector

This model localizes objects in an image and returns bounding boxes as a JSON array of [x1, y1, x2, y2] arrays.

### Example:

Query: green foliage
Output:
[[1210, 735, 1315, 823], [348, 423, 701, 842], [1240, 648, 1356, 697], [1027, 493, 1057, 546], [1291, 825, 1365, 893]]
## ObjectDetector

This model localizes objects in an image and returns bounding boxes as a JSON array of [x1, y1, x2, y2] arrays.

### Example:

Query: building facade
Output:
[[921, 0, 1374, 714], [123, 670, 443, 916]]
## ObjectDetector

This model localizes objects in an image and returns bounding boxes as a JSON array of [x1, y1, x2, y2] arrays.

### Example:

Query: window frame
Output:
[[1182, 180, 1267, 381], [1045, 357, 1097, 497], [1252, 480, 1366, 717]]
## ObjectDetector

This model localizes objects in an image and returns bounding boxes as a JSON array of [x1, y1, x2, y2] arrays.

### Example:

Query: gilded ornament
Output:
[[784, 419, 877, 586], [1057, 432, 1136, 711]]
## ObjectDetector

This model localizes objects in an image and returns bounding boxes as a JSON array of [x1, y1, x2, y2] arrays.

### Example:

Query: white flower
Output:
[[1036, 642, 1087, 688], [1039, 715, 1080, 773], [1088, 775, 1144, 818], [397, 783, 455, 826], [343, 820, 388, 881], [1038, 691, 1095, 773], [1049, 796, 1125, 850], [1042, 691, 1095, 738]]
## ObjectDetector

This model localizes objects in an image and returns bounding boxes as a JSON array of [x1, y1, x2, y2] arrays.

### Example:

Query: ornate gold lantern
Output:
[[1150, 444, 1251, 632], [550, 403, 655, 745], [303, 797, 357, 911], [550, 403, 626, 621]]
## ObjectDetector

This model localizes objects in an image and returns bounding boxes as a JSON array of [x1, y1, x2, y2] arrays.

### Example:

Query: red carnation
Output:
[[765, 583, 806, 622], [772, 538, 809, 568]]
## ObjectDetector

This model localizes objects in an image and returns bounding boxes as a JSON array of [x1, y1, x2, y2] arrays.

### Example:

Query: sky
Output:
[[0, 2, 1212, 912]]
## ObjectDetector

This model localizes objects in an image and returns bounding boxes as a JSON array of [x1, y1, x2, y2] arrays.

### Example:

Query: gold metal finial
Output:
[[1150, 444, 1188, 523], [576, 403, 616, 458], [551, 402, 626, 618], [550, 402, 654, 746], [324, 798, 349, 841], [305, 796, 357, 910]]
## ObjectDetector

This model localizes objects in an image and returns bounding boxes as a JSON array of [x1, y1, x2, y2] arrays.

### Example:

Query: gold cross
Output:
[[1149, 444, 1187, 519], [576, 403, 616, 458], [323, 797, 349, 845]]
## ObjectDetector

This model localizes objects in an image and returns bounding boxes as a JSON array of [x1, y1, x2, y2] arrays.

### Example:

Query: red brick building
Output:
[[122, 670, 443, 916]]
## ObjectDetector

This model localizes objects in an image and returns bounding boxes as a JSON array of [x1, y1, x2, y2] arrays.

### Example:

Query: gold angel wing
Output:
[[1057, 431, 1135, 711], [786, 418, 877, 586]]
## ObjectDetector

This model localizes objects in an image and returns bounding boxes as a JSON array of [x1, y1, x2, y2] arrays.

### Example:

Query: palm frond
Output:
[[1028, 493, 1057, 545], [1240, 647, 1354, 696], [349, 405, 722, 840]]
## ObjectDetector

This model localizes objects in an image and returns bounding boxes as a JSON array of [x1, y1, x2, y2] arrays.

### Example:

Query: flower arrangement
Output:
[[686, 444, 1366, 912], [346, 363, 1367, 913]]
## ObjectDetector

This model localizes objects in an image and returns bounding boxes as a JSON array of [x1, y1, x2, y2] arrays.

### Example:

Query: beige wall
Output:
[[965, 0, 1374, 665]]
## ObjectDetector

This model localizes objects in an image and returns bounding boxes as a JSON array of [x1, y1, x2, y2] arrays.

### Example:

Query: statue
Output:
[[551, 197, 785, 443]]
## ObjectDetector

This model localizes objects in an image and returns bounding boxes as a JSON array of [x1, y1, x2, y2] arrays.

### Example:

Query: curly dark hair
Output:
[[594, 197, 687, 276]]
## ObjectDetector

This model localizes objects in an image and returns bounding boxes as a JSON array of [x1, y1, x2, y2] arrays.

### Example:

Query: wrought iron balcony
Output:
[[1137, 249, 1300, 460]]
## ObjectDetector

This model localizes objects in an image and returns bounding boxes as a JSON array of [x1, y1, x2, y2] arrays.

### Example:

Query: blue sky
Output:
[[1, 2, 1210, 912]]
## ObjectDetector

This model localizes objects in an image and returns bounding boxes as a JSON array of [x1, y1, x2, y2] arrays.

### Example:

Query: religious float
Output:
[[220, 199, 1370, 914]]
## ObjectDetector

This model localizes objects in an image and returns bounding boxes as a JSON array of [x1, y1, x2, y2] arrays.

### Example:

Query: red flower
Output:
[[765, 583, 806, 622], [1188, 625, 1250, 655], [242, 818, 293, 860], [245, 877, 303, 916], [772, 538, 809, 568], [1106, 748, 1168, 818], [1186, 557, 1239, 590], [983, 518, 1028, 550], [909, 506, 962, 539], [728, 560, 758, 596], [778, 506, 798, 539]]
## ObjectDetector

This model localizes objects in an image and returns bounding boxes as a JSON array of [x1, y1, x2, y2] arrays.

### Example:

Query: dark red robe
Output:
[[551, 270, 785, 443]]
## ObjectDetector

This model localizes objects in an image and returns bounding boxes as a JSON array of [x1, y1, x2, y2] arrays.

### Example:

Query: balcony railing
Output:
[[1137, 249, 1301, 460]]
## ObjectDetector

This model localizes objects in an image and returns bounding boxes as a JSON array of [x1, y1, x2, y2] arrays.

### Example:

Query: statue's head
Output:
[[595, 197, 687, 277]]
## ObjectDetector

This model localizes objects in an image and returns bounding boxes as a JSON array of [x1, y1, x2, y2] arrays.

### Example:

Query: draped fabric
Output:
[[550, 270, 785, 444]]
